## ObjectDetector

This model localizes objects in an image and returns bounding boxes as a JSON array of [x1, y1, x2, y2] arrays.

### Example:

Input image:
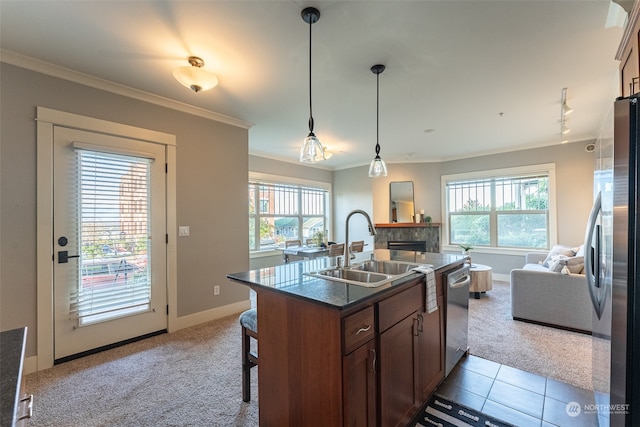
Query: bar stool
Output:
[[239, 308, 258, 402]]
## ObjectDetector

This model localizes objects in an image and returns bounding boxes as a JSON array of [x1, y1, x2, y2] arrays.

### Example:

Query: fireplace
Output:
[[387, 241, 427, 252], [374, 223, 440, 253]]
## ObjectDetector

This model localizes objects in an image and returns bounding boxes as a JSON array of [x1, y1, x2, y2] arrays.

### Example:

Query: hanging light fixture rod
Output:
[[372, 64, 385, 151]]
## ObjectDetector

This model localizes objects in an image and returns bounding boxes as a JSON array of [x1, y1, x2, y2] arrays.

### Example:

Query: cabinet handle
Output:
[[413, 317, 419, 336], [370, 349, 376, 374], [18, 394, 33, 420], [417, 313, 424, 333], [356, 324, 371, 335]]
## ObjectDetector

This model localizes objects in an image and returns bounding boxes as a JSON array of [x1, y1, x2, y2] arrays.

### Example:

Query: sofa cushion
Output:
[[523, 263, 549, 272], [542, 244, 576, 267]]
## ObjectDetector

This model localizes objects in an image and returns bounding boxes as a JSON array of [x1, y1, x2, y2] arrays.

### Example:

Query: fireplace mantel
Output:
[[375, 223, 441, 228]]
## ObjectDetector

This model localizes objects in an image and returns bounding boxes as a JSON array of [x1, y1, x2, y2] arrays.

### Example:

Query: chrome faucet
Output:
[[344, 209, 376, 267]]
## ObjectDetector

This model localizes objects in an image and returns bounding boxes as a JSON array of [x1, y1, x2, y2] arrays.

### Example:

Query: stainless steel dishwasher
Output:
[[444, 263, 471, 376]]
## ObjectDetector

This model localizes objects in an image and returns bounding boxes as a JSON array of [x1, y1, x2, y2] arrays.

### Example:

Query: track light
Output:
[[559, 87, 573, 143], [561, 88, 573, 116]]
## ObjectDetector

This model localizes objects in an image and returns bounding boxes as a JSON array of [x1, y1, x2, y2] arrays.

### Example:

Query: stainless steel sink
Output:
[[315, 268, 392, 285], [308, 260, 425, 287], [352, 260, 422, 275]]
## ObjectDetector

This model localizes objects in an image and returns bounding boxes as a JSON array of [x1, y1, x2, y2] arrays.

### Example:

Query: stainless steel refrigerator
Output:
[[585, 95, 640, 426]]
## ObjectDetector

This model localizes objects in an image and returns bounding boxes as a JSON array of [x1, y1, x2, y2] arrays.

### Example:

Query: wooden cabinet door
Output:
[[416, 295, 445, 401], [379, 312, 419, 427], [343, 340, 377, 427]]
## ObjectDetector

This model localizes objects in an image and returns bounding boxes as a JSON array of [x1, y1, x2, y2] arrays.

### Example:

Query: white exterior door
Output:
[[53, 126, 167, 360]]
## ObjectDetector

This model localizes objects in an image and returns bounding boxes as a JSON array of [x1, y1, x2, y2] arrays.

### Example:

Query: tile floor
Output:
[[436, 355, 605, 427]]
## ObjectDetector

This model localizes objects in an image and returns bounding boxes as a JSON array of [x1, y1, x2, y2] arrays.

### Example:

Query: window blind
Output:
[[69, 149, 152, 324]]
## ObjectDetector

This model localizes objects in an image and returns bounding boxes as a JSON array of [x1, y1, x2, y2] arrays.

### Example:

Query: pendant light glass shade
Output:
[[300, 131, 325, 163], [369, 64, 388, 177], [173, 56, 219, 93], [299, 7, 325, 163], [369, 156, 388, 177]]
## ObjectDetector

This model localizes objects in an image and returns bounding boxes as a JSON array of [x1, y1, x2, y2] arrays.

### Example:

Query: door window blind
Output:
[[69, 148, 152, 325]]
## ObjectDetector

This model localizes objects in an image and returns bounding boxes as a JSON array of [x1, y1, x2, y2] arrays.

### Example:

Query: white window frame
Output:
[[441, 163, 557, 255], [249, 172, 332, 258]]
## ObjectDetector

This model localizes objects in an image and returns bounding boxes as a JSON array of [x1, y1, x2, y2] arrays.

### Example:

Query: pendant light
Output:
[[299, 7, 325, 163], [369, 64, 388, 177]]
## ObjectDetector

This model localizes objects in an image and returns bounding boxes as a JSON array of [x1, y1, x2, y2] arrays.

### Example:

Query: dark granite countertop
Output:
[[1, 327, 27, 427], [227, 249, 466, 309]]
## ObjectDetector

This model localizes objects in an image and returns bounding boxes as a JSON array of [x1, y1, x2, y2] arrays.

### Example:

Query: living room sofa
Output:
[[510, 247, 592, 333]]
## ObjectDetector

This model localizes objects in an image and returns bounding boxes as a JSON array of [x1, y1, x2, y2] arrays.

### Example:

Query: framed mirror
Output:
[[389, 181, 415, 223]]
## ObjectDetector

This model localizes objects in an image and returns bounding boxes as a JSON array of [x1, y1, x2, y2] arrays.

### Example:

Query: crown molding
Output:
[[0, 49, 253, 130], [616, 1, 639, 60]]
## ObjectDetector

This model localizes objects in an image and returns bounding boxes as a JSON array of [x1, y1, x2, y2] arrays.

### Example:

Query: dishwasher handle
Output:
[[449, 274, 471, 289]]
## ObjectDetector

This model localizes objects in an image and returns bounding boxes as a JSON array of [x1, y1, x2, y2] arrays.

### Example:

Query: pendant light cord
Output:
[[375, 71, 381, 157], [308, 17, 314, 133]]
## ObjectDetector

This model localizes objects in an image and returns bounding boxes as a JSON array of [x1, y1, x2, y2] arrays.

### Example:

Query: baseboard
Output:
[[24, 355, 39, 375], [493, 273, 509, 282], [172, 300, 251, 331], [512, 316, 592, 335]]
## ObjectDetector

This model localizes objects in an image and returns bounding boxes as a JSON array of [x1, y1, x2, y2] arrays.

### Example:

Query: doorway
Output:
[[52, 127, 167, 360], [36, 107, 177, 369]]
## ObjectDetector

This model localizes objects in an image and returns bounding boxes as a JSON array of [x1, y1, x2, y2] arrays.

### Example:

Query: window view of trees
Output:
[[447, 175, 549, 249], [249, 182, 328, 251]]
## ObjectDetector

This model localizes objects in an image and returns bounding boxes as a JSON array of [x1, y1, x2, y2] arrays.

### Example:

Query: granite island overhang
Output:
[[226, 249, 466, 310]]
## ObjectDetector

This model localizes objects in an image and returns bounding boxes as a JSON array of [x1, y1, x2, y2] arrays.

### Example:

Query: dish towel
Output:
[[412, 265, 437, 314]]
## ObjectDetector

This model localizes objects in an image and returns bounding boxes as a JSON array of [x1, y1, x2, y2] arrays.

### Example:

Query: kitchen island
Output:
[[227, 249, 466, 427]]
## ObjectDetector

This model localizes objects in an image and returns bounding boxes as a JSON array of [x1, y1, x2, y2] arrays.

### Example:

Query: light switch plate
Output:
[[178, 226, 190, 237]]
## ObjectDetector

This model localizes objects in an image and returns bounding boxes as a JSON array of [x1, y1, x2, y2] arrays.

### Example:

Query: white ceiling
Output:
[[0, 1, 627, 170]]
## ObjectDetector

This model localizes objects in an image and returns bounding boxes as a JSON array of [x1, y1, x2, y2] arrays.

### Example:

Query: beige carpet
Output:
[[25, 280, 592, 426], [468, 280, 592, 390], [25, 316, 259, 426]]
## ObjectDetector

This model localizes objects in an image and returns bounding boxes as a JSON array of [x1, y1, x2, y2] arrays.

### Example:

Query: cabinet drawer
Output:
[[378, 282, 423, 333], [343, 306, 375, 354]]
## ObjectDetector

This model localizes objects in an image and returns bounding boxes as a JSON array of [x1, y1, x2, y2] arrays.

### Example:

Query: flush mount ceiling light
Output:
[[368, 64, 388, 178], [172, 56, 219, 93], [299, 7, 325, 164]]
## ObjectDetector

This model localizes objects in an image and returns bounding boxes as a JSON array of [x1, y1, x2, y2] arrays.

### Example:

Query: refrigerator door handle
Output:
[[584, 192, 606, 319]]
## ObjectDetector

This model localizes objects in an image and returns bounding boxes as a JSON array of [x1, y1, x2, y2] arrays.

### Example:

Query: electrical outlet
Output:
[[214, 285, 220, 296]]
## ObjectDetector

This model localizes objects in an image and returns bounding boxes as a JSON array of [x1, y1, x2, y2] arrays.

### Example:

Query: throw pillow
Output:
[[574, 244, 585, 257], [548, 258, 565, 272], [542, 245, 576, 267], [547, 255, 585, 274], [565, 256, 585, 274]]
